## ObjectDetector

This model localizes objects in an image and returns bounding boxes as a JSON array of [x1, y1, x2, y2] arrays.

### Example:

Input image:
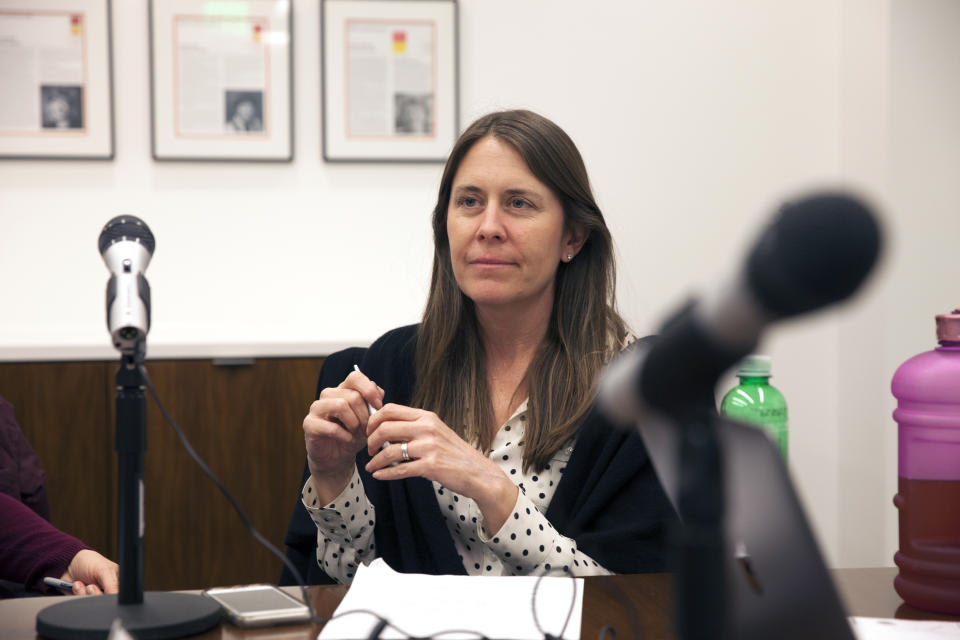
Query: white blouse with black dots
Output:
[[300, 400, 613, 584]]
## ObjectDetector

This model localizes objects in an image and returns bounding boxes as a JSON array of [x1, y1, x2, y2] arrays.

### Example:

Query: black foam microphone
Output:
[[600, 192, 882, 421], [98, 215, 156, 354]]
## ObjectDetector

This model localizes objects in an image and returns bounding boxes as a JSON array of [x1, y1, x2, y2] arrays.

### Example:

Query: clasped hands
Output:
[[303, 370, 518, 531]]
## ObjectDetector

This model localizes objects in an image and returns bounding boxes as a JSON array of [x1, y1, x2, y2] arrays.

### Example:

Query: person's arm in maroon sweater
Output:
[[0, 492, 118, 594], [0, 397, 50, 520]]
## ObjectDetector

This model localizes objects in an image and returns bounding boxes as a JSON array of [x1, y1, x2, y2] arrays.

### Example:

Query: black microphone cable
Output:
[[531, 566, 633, 640], [532, 568, 578, 640], [139, 365, 326, 623]]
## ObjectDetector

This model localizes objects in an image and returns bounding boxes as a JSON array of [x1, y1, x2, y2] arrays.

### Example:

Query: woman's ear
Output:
[[563, 223, 588, 260]]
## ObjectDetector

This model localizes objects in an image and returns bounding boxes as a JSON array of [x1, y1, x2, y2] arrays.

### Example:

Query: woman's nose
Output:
[[477, 204, 506, 241]]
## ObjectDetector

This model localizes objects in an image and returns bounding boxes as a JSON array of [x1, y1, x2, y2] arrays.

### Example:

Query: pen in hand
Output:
[[43, 577, 75, 593], [353, 365, 398, 466], [353, 364, 379, 417]]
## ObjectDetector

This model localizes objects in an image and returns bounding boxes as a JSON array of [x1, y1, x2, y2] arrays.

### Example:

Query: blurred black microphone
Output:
[[600, 192, 882, 422], [99, 215, 155, 354]]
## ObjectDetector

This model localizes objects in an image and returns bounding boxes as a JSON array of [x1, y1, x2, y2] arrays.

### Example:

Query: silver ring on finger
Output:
[[401, 441, 410, 462]]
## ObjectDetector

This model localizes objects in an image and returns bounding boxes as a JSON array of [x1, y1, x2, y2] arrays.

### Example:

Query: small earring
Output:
[[566, 253, 573, 262]]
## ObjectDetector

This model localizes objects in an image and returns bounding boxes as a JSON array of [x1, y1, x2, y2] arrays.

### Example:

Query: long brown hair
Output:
[[414, 110, 627, 472]]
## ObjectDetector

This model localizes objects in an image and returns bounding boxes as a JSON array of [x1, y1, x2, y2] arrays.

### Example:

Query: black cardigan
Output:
[[281, 326, 676, 584]]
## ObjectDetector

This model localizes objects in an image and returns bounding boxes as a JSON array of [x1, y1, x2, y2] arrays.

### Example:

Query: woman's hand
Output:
[[303, 370, 383, 501], [61, 549, 119, 596], [365, 404, 518, 532]]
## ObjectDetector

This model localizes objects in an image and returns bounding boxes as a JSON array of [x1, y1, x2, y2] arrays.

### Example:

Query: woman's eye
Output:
[[510, 198, 529, 209], [461, 196, 479, 207]]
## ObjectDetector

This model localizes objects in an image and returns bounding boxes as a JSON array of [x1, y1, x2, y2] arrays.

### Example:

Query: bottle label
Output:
[[755, 408, 786, 420]]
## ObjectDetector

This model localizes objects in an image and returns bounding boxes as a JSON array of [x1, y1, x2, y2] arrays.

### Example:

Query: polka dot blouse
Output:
[[301, 400, 613, 584]]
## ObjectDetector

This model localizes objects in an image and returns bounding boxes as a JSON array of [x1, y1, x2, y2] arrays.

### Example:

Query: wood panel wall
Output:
[[0, 356, 324, 590]]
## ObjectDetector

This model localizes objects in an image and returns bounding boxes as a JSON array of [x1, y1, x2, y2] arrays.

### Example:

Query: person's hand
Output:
[[365, 404, 518, 532], [303, 370, 384, 500], [61, 549, 119, 595]]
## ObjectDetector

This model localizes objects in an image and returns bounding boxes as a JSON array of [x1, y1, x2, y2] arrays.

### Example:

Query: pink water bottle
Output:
[[892, 309, 960, 614]]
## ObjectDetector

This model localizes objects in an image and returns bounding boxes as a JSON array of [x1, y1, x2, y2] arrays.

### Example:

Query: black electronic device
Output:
[[638, 412, 857, 640]]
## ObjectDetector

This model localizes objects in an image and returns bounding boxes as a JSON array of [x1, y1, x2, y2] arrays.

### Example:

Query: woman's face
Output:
[[45, 96, 70, 124], [236, 101, 255, 121], [446, 136, 578, 312]]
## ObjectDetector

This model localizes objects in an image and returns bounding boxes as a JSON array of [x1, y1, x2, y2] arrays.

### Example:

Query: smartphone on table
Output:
[[202, 584, 311, 628]]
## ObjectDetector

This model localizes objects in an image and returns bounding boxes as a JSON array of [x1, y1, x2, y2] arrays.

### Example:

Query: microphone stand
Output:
[[36, 342, 222, 639], [673, 406, 729, 640], [116, 343, 146, 603]]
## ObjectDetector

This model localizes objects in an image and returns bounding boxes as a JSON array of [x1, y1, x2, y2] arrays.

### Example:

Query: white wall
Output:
[[2, 0, 959, 569], [835, 0, 895, 570]]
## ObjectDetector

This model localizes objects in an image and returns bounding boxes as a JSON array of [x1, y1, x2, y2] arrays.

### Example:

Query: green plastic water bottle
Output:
[[720, 355, 788, 460]]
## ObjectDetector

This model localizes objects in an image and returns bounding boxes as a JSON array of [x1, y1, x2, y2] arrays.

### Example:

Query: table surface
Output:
[[1, 568, 958, 640]]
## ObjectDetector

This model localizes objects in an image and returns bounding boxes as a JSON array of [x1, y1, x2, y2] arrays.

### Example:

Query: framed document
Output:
[[0, 0, 114, 159], [321, 0, 459, 163], [149, 0, 293, 161]]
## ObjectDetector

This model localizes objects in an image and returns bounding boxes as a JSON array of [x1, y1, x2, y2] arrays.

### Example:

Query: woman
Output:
[[300, 110, 675, 582]]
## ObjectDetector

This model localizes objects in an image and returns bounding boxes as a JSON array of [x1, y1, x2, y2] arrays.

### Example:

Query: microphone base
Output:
[[36, 591, 222, 640]]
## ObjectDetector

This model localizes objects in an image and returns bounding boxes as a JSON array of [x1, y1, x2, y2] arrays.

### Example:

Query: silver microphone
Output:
[[98, 216, 155, 354]]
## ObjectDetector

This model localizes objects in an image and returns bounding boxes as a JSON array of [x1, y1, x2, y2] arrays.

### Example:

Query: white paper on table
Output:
[[317, 558, 584, 640], [850, 616, 960, 639]]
